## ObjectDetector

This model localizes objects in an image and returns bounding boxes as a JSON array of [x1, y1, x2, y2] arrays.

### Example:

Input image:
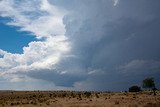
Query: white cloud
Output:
[[0, 49, 7, 56], [0, 0, 71, 85], [0, 0, 66, 38], [0, 35, 71, 77]]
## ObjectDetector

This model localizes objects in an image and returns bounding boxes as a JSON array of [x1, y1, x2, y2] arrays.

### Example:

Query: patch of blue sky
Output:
[[0, 17, 36, 54]]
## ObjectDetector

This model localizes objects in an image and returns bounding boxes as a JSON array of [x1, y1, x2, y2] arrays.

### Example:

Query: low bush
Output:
[[129, 86, 141, 92], [84, 92, 92, 98]]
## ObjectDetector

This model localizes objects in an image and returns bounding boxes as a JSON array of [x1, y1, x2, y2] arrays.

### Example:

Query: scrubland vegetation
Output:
[[0, 90, 159, 107]]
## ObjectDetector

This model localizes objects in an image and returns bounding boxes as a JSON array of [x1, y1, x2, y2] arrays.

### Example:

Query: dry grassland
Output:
[[0, 91, 160, 107]]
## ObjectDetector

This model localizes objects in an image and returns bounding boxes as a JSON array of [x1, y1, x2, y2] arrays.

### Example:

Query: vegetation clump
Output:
[[129, 86, 141, 92], [84, 91, 92, 98], [143, 77, 157, 95]]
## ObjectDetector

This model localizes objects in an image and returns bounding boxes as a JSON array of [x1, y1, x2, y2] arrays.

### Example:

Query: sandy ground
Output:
[[0, 91, 160, 107]]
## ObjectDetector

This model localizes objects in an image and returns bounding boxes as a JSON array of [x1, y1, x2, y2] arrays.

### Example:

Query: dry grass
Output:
[[0, 91, 159, 107]]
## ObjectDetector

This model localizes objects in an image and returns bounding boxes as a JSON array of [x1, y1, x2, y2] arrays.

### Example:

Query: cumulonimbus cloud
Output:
[[0, 0, 160, 90]]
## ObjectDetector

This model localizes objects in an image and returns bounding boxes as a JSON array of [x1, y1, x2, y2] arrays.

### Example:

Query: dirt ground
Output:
[[0, 91, 160, 107]]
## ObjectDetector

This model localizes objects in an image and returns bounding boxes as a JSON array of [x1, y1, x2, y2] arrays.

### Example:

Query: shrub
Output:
[[84, 92, 92, 98], [129, 86, 141, 92]]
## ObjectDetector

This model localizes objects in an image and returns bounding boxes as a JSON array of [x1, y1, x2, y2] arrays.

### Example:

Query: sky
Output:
[[0, 0, 160, 91], [0, 20, 36, 53]]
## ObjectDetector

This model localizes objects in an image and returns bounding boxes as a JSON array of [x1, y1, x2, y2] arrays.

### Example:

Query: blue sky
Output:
[[0, 18, 35, 53], [0, 0, 160, 91]]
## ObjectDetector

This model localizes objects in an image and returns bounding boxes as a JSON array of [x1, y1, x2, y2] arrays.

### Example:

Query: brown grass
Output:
[[0, 91, 159, 107]]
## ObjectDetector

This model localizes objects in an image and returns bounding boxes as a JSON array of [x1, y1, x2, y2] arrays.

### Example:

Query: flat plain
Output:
[[0, 91, 160, 107]]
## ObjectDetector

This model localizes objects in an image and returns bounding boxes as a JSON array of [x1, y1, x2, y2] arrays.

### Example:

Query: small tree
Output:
[[129, 86, 141, 92], [142, 77, 156, 95]]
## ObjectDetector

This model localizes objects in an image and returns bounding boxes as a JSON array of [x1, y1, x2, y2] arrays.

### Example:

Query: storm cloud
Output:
[[0, 0, 160, 91]]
